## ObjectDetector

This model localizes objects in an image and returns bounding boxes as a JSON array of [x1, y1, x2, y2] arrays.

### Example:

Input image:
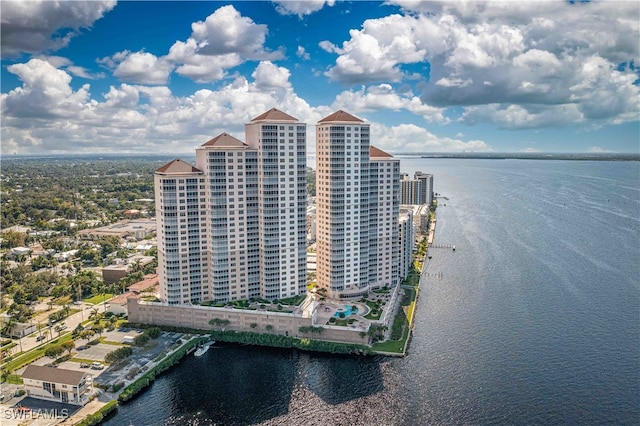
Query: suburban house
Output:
[[21, 365, 93, 406]]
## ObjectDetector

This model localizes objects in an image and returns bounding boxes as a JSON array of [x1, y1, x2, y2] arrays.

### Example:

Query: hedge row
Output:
[[75, 400, 118, 426]]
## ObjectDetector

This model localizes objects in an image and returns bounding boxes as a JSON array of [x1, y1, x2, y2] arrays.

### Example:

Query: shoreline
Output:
[[6, 207, 438, 426]]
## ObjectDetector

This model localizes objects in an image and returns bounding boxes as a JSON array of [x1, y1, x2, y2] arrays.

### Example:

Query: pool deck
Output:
[[312, 292, 393, 330]]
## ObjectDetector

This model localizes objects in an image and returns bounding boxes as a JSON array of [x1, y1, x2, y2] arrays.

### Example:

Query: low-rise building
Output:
[[102, 255, 155, 284], [21, 365, 93, 406], [128, 274, 159, 293], [78, 219, 156, 241], [106, 292, 139, 316], [0, 314, 36, 338]]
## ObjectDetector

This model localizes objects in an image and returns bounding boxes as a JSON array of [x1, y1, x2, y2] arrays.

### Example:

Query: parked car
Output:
[[80, 363, 90, 368], [36, 335, 45, 341], [59, 324, 67, 330], [90, 362, 104, 370]]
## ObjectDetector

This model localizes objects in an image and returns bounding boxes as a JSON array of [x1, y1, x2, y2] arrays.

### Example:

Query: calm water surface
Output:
[[106, 159, 640, 425]]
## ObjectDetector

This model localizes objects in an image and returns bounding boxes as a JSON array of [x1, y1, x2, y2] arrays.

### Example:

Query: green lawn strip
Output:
[[4, 373, 23, 384], [69, 357, 97, 364], [372, 339, 404, 354], [330, 318, 357, 327], [1, 342, 17, 351], [83, 294, 115, 305], [99, 338, 124, 346], [2, 334, 75, 373], [276, 294, 307, 306], [372, 288, 417, 355]]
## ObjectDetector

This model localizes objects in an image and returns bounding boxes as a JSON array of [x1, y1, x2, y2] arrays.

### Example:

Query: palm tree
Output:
[[92, 324, 104, 339], [89, 308, 101, 323], [108, 316, 117, 330], [132, 258, 142, 273], [1, 317, 17, 338]]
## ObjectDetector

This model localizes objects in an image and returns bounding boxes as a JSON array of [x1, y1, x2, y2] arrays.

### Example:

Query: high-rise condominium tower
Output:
[[315, 111, 400, 299], [155, 109, 307, 305], [414, 172, 434, 205]]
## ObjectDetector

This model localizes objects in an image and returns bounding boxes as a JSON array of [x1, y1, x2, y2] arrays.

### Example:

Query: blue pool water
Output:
[[334, 305, 358, 317]]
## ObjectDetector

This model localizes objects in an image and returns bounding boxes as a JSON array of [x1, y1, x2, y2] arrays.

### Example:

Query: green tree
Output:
[[53, 325, 63, 337], [61, 340, 75, 355], [79, 329, 95, 343], [92, 324, 104, 338], [1, 230, 26, 248], [45, 345, 64, 359], [104, 346, 133, 364]]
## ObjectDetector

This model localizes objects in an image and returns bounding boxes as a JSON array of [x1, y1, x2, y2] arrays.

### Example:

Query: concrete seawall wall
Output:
[[128, 299, 369, 345]]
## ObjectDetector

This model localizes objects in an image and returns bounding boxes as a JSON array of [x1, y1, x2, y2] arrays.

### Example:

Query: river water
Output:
[[105, 159, 640, 425]]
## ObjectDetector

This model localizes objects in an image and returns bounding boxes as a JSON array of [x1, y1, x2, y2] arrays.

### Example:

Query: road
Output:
[[3, 301, 110, 360]]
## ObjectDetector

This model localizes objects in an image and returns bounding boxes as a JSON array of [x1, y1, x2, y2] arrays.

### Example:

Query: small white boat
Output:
[[194, 341, 214, 357]]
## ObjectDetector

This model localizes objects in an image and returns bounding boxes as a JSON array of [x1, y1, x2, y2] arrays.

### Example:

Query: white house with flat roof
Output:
[[21, 365, 93, 406]]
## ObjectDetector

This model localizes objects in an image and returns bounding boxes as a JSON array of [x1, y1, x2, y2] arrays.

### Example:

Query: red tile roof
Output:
[[251, 108, 297, 122], [201, 133, 247, 148], [109, 291, 138, 306], [370, 145, 394, 158], [155, 159, 202, 174], [128, 274, 159, 293], [318, 110, 364, 123]]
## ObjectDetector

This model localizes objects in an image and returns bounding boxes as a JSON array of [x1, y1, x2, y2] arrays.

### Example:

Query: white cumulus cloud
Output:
[[325, 1, 639, 129], [1, 0, 116, 57], [371, 122, 491, 152], [273, 0, 335, 18], [165, 5, 284, 83]]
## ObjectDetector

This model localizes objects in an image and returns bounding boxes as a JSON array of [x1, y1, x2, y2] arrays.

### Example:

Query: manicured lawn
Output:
[[330, 318, 357, 327], [372, 338, 405, 354], [363, 300, 383, 320], [83, 293, 115, 305], [403, 270, 420, 288], [4, 373, 23, 384], [372, 287, 417, 355]]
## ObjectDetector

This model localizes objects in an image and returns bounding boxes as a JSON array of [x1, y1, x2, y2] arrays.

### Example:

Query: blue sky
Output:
[[1, 0, 639, 156]]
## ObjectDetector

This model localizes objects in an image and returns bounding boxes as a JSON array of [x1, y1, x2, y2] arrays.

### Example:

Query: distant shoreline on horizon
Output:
[[394, 152, 640, 161], [2, 152, 639, 162]]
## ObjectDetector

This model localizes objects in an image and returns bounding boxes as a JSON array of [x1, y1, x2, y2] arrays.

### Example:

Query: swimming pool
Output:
[[334, 304, 358, 317]]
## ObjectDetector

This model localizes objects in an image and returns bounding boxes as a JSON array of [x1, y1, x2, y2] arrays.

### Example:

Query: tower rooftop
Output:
[[155, 158, 202, 174], [201, 133, 247, 148], [370, 145, 394, 158], [318, 110, 364, 123], [251, 108, 298, 122]]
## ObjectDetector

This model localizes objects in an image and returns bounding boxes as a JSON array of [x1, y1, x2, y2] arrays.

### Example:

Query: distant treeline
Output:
[[394, 152, 640, 161]]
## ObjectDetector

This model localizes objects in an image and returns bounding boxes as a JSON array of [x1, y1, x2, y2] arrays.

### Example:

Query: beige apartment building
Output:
[[315, 111, 400, 299], [155, 109, 306, 305]]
